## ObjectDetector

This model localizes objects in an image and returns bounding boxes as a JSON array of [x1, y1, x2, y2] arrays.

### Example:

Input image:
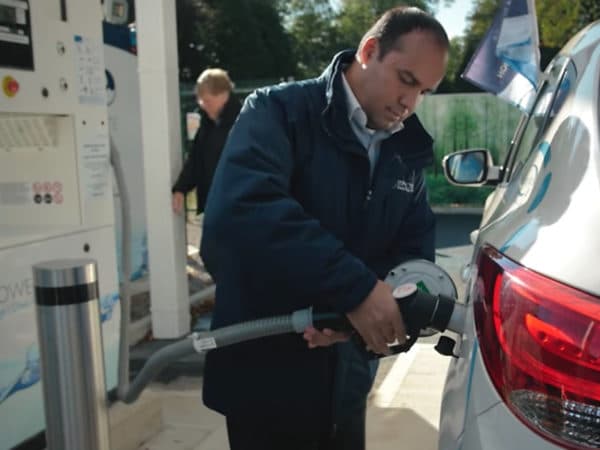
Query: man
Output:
[[171, 68, 241, 216], [200, 7, 448, 450]]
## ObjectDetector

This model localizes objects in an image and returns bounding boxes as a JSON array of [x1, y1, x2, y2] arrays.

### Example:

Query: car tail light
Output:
[[473, 245, 600, 449]]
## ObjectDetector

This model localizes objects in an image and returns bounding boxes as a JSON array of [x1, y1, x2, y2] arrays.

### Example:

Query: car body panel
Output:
[[458, 401, 562, 450], [480, 37, 600, 296], [439, 20, 600, 450]]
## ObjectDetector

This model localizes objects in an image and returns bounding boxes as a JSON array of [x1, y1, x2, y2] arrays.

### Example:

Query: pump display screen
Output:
[[0, 0, 33, 70]]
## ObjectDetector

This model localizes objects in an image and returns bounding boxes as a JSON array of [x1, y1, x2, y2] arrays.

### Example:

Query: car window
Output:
[[503, 57, 576, 182]]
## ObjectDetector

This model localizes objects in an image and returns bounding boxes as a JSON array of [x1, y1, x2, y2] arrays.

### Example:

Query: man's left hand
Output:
[[303, 326, 350, 348]]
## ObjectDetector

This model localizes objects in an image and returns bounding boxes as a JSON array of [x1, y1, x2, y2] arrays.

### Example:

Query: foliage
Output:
[[536, 0, 581, 48], [274, 0, 447, 78], [436, 36, 465, 91], [334, 0, 432, 51], [426, 173, 493, 206], [446, 0, 600, 94], [175, 0, 600, 86], [579, 0, 600, 29], [172, 0, 600, 206], [176, 0, 294, 82], [279, 0, 342, 78]]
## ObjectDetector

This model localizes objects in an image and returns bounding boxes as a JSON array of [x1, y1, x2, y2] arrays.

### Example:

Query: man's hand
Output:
[[172, 192, 185, 215], [346, 280, 406, 355], [303, 326, 349, 349]]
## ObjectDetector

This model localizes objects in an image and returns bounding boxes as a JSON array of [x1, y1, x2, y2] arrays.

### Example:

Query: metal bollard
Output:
[[33, 259, 111, 450]]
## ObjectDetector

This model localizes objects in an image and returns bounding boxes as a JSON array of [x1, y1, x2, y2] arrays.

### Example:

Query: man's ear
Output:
[[357, 37, 379, 66]]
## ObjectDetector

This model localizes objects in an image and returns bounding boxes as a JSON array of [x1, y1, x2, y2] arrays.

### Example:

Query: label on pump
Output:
[[0, 182, 31, 205], [74, 35, 106, 105]]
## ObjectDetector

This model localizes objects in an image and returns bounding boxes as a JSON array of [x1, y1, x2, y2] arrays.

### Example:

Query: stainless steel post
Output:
[[33, 259, 111, 450]]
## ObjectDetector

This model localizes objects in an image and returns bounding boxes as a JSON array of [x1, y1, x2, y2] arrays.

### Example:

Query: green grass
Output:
[[426, 173, 492, 207]]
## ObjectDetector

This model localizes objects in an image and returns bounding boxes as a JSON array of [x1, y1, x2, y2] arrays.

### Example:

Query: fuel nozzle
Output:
[[309, 259, 466, 358], [392, 282, 466, 334], [384, 281, 465, 356]]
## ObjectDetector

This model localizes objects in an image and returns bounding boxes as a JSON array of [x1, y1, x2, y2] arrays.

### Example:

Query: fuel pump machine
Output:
[[0, 1, 121, 448]]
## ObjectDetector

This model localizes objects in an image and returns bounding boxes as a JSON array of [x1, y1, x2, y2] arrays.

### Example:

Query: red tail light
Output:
[[473, 245, 600, 449]]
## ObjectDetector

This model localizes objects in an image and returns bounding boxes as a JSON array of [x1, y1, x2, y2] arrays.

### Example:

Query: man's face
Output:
[[355, 30, 448, 130], [197, 91, 229, 120]]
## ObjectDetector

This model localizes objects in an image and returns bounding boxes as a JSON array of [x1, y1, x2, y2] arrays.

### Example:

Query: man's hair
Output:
[[359, 6, 449, 60], [196, 68, 234, 96]]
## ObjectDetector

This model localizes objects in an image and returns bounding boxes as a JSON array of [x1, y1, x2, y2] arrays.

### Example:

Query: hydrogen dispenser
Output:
[[0, 1, 121, 448]]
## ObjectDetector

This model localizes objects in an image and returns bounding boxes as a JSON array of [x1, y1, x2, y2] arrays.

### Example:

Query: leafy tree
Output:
[[209, 0, 294, 80], [278, 0, 342, 77], [449, 0, 600, 93], [436, 36, 466, 92], [176, 0, 293, 82], [445, 0, 499, 93], [335, 0, 442, 50], [579, 0, 600, 29], [176, 0, 216, 81], [279, 0, 454, 78], [536, 0, 581, 48]]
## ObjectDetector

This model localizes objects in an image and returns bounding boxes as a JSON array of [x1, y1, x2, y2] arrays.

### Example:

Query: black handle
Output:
[[311, 312, 354, 333], [311, 288, 453, 358]]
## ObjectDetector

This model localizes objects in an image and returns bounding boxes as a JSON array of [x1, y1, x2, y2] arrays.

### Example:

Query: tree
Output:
[[279, 0, 455, 78], [207, 0, 294, 80], [436, 36, 465, 92], [278, 0, 342, 77], [176, 0, 216, 81], [335, 0, 441, 50], [175, 0, 293, 82], [578, 0, 600, 29], [537, 0, 581, 48], [450, 0, 600, 93]]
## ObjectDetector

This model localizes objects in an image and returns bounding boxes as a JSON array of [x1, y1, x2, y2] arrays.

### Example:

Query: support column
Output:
[[135, 0, 189, 337]]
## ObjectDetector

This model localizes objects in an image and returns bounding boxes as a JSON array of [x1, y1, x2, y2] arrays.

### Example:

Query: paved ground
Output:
[[123, 212, 478, 450]]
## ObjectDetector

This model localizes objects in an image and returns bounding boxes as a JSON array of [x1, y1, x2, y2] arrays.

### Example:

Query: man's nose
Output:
[[399, 89, 421, 112]]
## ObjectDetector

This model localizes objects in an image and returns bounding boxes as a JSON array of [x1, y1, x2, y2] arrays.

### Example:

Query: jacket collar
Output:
[[319, 50, 434, 170], [219, 95, 241, 126], [200, 95, 241, 127], [320, 51, 359, 151]]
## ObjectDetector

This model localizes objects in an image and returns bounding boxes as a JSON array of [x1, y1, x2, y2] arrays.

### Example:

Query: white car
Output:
[[438, 20, 600, 450]]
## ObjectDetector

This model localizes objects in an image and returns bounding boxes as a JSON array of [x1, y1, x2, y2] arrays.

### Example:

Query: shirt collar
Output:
[[341, 70, 404, 136]]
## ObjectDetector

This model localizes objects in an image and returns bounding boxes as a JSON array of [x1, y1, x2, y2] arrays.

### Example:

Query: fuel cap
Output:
[[384, 259, 457, 299]]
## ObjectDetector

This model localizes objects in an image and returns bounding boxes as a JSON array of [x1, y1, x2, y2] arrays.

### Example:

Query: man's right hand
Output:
[[172, 192, 185, 215], [346, 280, 407, 355]]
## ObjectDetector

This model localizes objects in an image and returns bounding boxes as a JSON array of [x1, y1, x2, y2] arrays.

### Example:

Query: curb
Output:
[[432, 206, 483, 215]]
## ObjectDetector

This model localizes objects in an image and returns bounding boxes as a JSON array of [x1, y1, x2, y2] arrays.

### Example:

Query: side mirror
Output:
[[443, 149, 500, 186]]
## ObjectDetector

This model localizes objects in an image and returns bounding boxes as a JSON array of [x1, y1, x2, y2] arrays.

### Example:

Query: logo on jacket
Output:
[[392, 178, 414, 193]]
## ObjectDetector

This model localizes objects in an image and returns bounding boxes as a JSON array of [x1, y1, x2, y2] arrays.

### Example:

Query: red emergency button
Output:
[[2, 76, 19, 97]]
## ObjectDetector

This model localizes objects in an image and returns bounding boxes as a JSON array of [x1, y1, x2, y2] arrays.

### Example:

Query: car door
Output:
[[477, 56, 576, 233], [438, 55, 577, 448]]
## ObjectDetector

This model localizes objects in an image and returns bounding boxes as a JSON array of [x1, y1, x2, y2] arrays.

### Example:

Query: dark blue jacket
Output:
[[200, 51, 435, 430]]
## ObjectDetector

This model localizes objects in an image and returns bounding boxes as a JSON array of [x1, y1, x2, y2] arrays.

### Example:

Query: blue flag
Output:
[[462, 0, 540, 111]]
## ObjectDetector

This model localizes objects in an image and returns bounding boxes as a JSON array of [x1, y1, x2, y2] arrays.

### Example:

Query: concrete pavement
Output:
[[115, 210, 477, 450], [109, 241, 474, 450]]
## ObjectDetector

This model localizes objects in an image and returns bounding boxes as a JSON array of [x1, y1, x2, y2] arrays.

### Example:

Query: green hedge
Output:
[[426, 173, 492, 207]]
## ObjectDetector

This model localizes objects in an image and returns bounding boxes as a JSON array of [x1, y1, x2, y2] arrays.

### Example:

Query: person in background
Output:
[[171, 68, 241, 216], [200, 7, 448, 450]]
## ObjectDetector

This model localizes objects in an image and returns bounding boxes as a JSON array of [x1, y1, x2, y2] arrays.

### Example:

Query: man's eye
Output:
[[399, 75, 412, 85]]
